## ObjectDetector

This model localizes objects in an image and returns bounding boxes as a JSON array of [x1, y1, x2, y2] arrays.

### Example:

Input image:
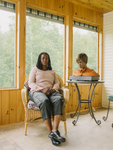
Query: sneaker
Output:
[[51, 137, 61, 146], [48, 130, 66, 143]]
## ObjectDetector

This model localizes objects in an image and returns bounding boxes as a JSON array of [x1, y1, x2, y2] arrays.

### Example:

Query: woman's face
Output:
[[77, 59, 87, 69], [41, 54, 49, 66]]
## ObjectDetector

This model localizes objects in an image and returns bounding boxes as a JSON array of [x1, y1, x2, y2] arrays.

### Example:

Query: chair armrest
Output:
[[61, 87, 69, 103], [21, 88, 28, 108]]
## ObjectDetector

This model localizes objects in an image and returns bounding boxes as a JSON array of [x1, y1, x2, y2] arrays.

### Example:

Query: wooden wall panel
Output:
[[47, 0, 54, 11], [68, 86, 73, 113], [42, 0, 48, 8], [59, 0, 65, 13], [29, 0, 36, 5], [72, 86, 78, 112], [54, 0, 65, 14], [54, 0, 59, 12], [77, 5, 82, 19], [98, 85, 102, 107], [84, 8, 87, 20], [85, 8, 90, 21], [96, 12, 103, 25], [89, 9, 93, 22], [92, 10, 96, 23], [10, 90, 17, 124], [70, 84, 102, 113], [26, 0, 103, 25], [0, 89, 25, 126], [94, 84, 102, 108], [84, 7, 88, 21], [1, 91, 10, 125], [17, 90, 25, 123], [36, 0, 42, 6], [81, 85, 89, 110], [81, 6, 85, 20]]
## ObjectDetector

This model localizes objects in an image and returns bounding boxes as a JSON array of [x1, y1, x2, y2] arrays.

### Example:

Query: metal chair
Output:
[[102, 95, 113, 127]]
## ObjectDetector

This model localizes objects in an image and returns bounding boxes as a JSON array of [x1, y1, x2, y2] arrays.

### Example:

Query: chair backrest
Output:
[[56, 74, 63, 88], [24, 74, 63, 88], [24, 76, 29, 85]]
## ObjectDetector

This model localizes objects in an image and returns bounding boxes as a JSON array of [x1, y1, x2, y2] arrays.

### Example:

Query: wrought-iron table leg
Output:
[[70, 82, 101, 126], [89, 83, 101, 125], [72, 102, 81, 126], [102, 100, 110, 121], [88, 101, 93, 118], [90, 102, 101, 125], [70, 83, 81, 125], [70, 105, 79, 118], [88, 83, 94, 118], [89, 83, 97, 118]]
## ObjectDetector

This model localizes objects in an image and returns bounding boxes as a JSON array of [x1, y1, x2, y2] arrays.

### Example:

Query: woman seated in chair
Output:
[[28, 52, 66, 146], [73, 53, 99, 76]]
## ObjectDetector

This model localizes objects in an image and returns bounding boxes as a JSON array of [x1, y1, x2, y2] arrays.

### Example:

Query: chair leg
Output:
[[25, 123, 28, 135], [103, 100, 110, 121], [64, 121, 67, 134]]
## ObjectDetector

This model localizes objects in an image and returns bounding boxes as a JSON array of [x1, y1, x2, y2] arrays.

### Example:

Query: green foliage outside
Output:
[[0, 12, 98, 87], [73, 27, 98, 73], [0, 14, 15, 87], [26, 16, 64, 79]]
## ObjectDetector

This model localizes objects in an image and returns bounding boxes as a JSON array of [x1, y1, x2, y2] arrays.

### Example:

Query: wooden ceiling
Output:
[[66, 0, 113, 14]]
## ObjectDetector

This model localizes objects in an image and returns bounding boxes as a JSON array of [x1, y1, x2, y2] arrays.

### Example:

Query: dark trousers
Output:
[[28, 91, 63, 121]]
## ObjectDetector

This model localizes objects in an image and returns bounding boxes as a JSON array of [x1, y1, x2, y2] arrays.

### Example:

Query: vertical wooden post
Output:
[[64, 3, 73, 113], [17, 0, 26, 89], [98, 24, 103, 80]]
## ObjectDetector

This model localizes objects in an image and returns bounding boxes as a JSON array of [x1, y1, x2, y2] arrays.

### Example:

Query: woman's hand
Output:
[[41, 89, 46, 94], [45, 90, 51, 95], [49, 88, 55, 94], [41, 88, 55, 95], [45, 88, 55, 95]]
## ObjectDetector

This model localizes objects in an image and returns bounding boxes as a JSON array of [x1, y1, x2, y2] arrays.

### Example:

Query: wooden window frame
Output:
[[0, 1, 102, 89], [73, 20, 98, 74], [0, 0, 18, 89], [25, 4, 67, 84]]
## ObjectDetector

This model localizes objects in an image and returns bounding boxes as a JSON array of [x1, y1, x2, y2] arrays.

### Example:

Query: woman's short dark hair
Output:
[[76, 53, 88, 64], [36, 52, 52, 70]]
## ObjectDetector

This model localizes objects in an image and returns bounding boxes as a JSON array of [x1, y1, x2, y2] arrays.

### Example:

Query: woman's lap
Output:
[[29, 91, 49, 107], [28, 91, 63, 120], [29, 91, 62, 106]]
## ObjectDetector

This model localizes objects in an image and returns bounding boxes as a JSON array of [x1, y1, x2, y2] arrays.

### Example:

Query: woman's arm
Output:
[[45, 72, 59, 95], [29, 68, 44, 91], [52, 71, 60, 92]]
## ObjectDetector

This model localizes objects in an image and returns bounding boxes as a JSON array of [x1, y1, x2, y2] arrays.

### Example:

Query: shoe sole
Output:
[[51, 138, 61, 146]]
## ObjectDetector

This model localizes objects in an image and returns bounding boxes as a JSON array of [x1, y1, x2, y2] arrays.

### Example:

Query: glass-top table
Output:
[[67, 80, 104, 126]]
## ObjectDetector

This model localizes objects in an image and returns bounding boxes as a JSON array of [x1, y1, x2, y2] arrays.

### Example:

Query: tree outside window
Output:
[[26, 16, 64, 79], [73, 27, 98, 73], [0, 10, 15, 87]]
